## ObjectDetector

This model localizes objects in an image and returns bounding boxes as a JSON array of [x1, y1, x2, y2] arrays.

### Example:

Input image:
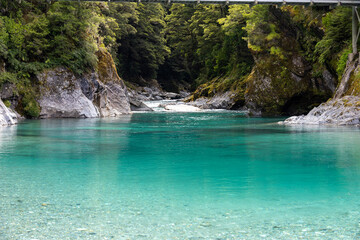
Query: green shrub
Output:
[[336, 47, 351, 79], [0, 72, 17, 85], [3, 100, 11, 108], [22, 92, 40, 118]]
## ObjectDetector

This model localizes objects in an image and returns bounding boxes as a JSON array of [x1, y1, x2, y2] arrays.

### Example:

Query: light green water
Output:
[[1, 112, 360, 239]]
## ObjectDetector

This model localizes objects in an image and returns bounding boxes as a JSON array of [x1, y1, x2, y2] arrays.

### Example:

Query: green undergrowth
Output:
[[0, 72, 40, 118], [346, 71, 360, 96], [188, 69, 248, 105], [3, 100, 11, 108]]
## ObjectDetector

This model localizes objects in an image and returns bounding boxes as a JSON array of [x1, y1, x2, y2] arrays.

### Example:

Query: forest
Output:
[[0, 0, 354, 117]]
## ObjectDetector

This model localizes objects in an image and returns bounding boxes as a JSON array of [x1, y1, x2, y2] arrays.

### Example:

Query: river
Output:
[[1, 111, 360, 239]]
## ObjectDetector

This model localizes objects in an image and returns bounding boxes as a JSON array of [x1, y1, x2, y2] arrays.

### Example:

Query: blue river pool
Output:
[[1, 112, 360, 239]]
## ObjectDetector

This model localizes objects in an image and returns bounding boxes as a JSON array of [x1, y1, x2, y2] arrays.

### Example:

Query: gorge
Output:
[[1, 2, 360, 239], [0, 2, 359, 126]]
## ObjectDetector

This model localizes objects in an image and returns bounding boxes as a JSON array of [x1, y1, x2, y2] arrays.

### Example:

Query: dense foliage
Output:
[[0, 0, 355, 116]]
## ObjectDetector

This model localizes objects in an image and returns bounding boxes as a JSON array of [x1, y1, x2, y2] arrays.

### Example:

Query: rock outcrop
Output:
[[38, 49, 131, 118], [128, 97, 153, 112], [188, 91, 238, 110], [0, 99, 17, 126], [281, 96, 360, 126], [38, 68, 100, 118], [243, 6, 337, 116], [127, 85, 182, 102], [245, 55, 336, 116], [187, 6, 336, 115], [282, 57, 360, 126]]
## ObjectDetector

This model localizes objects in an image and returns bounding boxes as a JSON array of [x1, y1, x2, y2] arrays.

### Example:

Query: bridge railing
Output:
[[60, 0, 360, 5]]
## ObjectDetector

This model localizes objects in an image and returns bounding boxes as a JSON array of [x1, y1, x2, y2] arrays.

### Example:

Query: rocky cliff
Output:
[[187, 6, 336, 116], [38, 49, 131, 118], [282, 56, 360, 125], [245, 56, 336, 116]]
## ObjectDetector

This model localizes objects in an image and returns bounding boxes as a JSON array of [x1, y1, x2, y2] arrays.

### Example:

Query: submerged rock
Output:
[[0, 99, 17, 126], [38, 49, 131, 118]]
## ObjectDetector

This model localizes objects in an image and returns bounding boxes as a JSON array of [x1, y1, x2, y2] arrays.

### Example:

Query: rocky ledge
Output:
[[0, 99, 17, 126], [282, 55, 360, 126], [38, 49, 131, 118], [281, 96, 360, 126], [187, 91, 238, 110]]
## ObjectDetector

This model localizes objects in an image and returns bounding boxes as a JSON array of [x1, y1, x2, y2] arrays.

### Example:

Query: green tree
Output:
[[116, 3, 169, 82], [46, 2, 99, 75], [314, 7, 352, 77], [163, 4, 198, 81]]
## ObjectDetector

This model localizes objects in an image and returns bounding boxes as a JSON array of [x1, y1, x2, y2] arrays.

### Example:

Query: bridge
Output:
[[62, 0, 360, 55], [62, 0, 360, 4]]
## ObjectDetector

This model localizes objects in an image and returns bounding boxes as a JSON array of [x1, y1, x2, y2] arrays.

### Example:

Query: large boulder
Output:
[[94, 49, 131, 116], [38, 49, 131, 118], [0, 99, 17, 126], [128, 98, 153, 112], [188, 91, 238, 110]]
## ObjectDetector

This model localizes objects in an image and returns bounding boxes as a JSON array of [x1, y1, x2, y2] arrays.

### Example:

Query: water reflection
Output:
[[1, 114, 360, 239], [0, 125, 17, 155]]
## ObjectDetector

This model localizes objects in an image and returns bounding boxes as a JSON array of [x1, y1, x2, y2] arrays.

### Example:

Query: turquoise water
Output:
[[1, 112, 360, 239]]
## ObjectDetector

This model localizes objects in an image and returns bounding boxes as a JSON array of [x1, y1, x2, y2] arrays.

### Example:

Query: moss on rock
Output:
[[345, 70, 360, 96], [96, 48, 123, 85]]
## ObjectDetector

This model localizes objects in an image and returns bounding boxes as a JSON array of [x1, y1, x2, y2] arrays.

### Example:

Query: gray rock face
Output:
[[0, 99, 17, 126], [0, 82, 16, 100], [98, 81, 131, 116], [281, 96, 360, 126], [38, 69, 100, 118], [282, 57, 360, 126], [189, 91, 237, 109], [129, 98, 153, 112], [38, 68, 130, 118], [334, 57, 359, 98]]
